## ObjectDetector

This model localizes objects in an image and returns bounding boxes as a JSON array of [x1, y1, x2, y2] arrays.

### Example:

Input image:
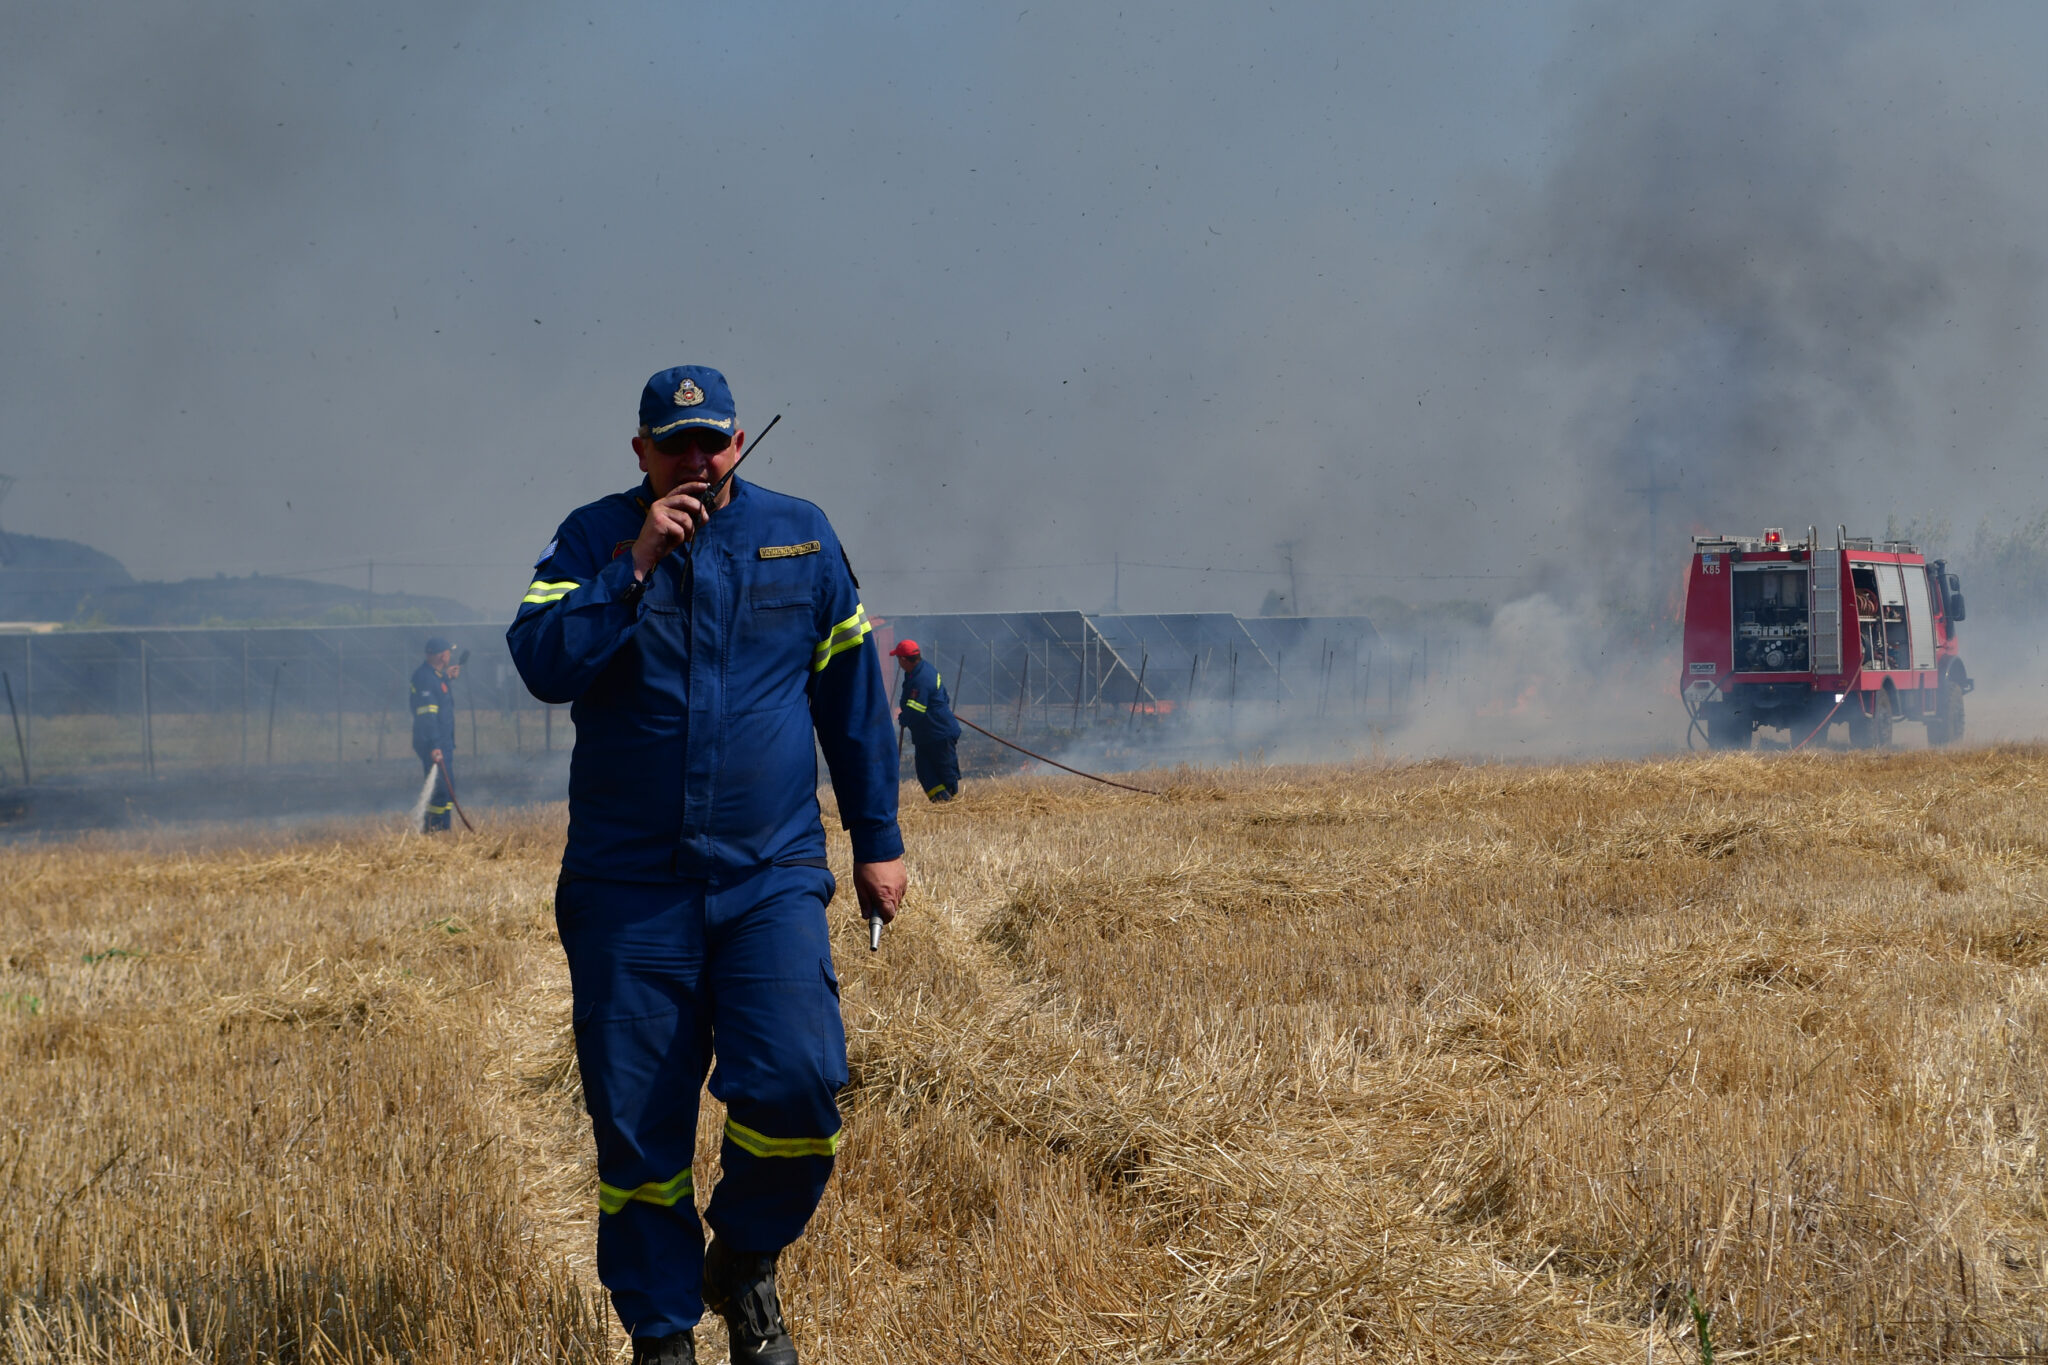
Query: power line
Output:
[[39, 555, 1521, 585], [856, 559, 1517, 582]]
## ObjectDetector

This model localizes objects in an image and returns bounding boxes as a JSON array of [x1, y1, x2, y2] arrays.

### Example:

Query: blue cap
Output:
[[425, 636, 453, 654], [640, 365, 737, 441]]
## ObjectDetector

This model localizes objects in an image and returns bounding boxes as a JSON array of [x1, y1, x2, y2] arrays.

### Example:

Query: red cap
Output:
[[888, 639, 920, 657]]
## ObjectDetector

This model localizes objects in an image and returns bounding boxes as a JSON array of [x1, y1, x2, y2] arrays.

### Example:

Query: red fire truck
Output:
[[1681, 527, 1971, 749]]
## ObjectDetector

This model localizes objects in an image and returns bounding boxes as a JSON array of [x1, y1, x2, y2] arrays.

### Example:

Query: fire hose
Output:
[[1684, 663, 1865, 754], [1682, 691, 1711, 752], [953, 714, 1163, 797], [1789, 664, 1864, 753], [434, 754, 477, 832]]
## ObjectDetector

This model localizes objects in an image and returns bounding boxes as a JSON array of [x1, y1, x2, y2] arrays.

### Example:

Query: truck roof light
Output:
[[1764, 528, 1783, 546]]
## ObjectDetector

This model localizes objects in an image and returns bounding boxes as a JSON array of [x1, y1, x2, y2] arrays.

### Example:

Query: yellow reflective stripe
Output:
[[415, 705, 439, 714], [723, 1117, 841, 1159], [521, 579, 581, 605], [904, 699, 927, 713], [810, 605, 872, 672], [597, 1167, 693, 1216]]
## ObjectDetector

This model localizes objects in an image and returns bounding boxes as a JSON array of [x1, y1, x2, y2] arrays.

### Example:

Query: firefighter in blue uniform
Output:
[[888, 639, 961, 801], [508, 366, 906, 1365], [409, 637, 460, 832]]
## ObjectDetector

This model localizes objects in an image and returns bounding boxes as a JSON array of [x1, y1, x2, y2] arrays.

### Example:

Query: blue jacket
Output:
[[896, 657, 960, 745], [507, 476, 903, 882], [410, 661, 456, 757]]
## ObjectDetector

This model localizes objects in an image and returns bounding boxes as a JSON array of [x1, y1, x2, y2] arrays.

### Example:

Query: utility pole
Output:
[[367, 561, 375, 624], [1626, 450, 1679, 562], [0, 473, 17, 565], [1278, 540, 1299, 615], [1111, 552, 1121, 614]]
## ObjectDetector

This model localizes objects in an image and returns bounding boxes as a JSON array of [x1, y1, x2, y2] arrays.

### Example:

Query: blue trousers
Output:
[[912, 737, 960, 801], [555, 865, 848, 1339], [415, 750, 454, 831]]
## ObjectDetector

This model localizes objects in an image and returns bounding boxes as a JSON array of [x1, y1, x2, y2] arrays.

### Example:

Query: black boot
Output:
[[702, 1239, 798, 1365], [630, 1332, 696, 1365]]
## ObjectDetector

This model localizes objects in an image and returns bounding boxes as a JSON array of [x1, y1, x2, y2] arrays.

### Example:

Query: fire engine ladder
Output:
[[1809, 550, 1843, 675]]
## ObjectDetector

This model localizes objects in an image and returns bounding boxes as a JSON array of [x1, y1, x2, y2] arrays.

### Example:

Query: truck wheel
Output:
[[1928, 672, 1966, 747], [1848, 694, 1894, 749]]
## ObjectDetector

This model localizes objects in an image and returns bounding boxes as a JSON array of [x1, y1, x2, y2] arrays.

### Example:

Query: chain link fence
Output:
[[0, 612, 1461, 788], [0, 624, 560, 783]]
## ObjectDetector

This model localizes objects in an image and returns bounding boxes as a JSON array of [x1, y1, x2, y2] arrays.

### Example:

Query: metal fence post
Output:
[[1072, 648, 1084, 729], [240, 633, 249, 768], [336, 636, 345, 764], [266, 660, 287, 764], [1013, 650, 1027, 735], [140, 639, 155, 780], [378, 651, 392, 763], [3, 670, 27, 785], [20, 636, 30, 781]]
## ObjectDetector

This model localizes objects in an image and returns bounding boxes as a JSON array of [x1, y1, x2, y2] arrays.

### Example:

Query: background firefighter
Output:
[[409, 636, 460, 832], [890, 639, 961, 802], [507, 365, 906, 1365]]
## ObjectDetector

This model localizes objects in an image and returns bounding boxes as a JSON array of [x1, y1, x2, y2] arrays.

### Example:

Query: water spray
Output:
[[407, 769, 437, 828]]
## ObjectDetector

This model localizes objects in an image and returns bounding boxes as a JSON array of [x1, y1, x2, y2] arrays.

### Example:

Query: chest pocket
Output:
[[735, 564, 818, 711], [641, 558, 689, 615]]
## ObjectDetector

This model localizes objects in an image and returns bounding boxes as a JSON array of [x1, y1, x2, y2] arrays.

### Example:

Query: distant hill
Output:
[[73, 575, 480, 628], [0, 533, 133, 621], [0, 533, 481, 626]]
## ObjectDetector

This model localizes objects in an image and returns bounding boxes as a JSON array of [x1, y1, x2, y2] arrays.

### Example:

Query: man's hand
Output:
[[630, 482, 713, 579], [853, 859, 907, 924], [430, 748, 444, 763]]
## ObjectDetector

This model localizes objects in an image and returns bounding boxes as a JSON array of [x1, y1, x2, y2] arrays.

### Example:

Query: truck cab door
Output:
[[1903, 566, 1937, 671]]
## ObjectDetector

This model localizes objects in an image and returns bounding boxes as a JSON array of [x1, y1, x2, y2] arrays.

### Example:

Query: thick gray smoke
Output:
[[4, 1, 2046, 630], [1491, 3, 2043, 580]]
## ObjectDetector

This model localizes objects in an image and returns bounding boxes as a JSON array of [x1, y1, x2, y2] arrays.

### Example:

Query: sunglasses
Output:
[[653, 428, 735, 459]]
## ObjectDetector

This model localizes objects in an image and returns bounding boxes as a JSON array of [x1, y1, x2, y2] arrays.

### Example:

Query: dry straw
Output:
[[4, 748, 2048, 1361]]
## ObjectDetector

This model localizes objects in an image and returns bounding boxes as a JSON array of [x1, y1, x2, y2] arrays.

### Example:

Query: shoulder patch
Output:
[[533, 537, 558, 568], [758, 541, 822, 560], [612, 539, 637, 560]]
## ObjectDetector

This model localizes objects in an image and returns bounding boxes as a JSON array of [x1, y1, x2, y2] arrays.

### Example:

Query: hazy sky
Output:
[[6, 2, 2046, 618]]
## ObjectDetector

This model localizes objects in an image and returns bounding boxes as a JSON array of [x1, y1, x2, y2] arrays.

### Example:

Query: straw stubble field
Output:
[[5, 748, 2048, 1362]]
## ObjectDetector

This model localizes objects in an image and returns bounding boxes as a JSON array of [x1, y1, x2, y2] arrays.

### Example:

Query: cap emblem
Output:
[[674, 378, 705, 407]]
